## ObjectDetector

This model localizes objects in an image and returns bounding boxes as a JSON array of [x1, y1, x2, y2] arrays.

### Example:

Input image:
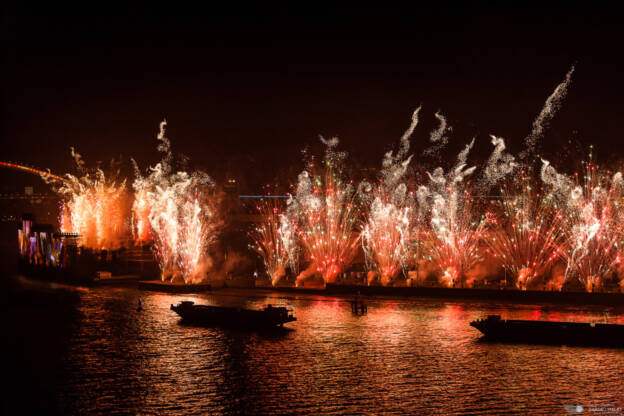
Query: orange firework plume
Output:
[[49, 148, 130, 250], [131, 186, 152, 245]]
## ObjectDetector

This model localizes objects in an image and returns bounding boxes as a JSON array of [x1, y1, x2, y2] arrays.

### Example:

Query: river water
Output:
[[4, 281, 624, 415]]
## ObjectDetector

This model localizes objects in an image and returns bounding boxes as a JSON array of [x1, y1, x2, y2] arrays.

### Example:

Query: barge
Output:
[[170, 301, 296, 328], [471, 315, 624, 347]]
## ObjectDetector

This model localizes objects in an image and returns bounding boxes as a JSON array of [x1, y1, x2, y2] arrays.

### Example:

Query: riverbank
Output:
[[232, 282, 624, 306], [9, 266, 624, 306]]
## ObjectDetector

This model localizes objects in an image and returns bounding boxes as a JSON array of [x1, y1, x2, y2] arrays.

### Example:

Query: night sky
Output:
[[2, 4, 623, 189]]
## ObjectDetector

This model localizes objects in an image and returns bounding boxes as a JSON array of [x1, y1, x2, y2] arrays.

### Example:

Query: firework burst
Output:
[[417, 140, 486, 287], [542, 155, 624, 291], [361, 107, 420, 286], [131, 186, 152, 245], [49, 149, 130, 250], [282, 138, 361, 285], [485, 171, 566, 289], [249, 195, 290, 286], [133, 120, 222, 283]]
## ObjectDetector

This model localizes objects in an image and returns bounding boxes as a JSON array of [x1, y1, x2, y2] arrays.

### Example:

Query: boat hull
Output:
[[471, 316, 624, 347], [170, 302, 296, 329]]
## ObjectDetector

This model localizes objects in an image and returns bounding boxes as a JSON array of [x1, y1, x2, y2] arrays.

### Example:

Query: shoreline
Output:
[[11, 267, 624, 306], [233, 284, 624, 306]]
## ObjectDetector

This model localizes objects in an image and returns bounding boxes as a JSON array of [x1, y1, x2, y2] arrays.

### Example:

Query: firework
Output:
[[361, 107, 420, 286], [362, 198, 412, 285], [485, 171, 566, 289], [417, 140, 486, 287], [282, 138, 361, 285], [49, 148, 130, 250], [422, 110, 451, 158], [427, 191, 486, 288], [520, 65, 575, 161], [407, 186, 435, 286], [481, 135, 517, 190], [542, 155, 624, 291], [132, 185, 152, 245], [249, 196, 290, 286], [31, 65, 624, 294], [133, 120, 222, 283]]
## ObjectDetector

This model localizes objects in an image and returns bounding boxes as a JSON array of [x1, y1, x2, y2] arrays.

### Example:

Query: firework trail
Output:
[[249, 195, 290, 286], [481, 135, 517, 190], [282, 137, 361, 285], [133, 120, 222, 283], [478, 66, 574, 287], [471, 65, 575, 286], [422, 110, 451, 158], [46, 149, 130, 250], [361, 107, 420, 286], [520, 65, 575, 161]]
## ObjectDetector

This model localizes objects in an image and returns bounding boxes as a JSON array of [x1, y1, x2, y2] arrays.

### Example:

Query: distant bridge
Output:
[[0, 161, 66, 182], [0, 193, 59, 200]]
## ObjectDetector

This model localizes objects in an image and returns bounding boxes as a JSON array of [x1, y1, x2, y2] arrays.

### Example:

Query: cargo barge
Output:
[[470, 315, 624, 347], [170, 301, 296, 328]]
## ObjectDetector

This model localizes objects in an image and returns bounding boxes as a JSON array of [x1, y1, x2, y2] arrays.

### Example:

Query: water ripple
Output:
[[12, 287, 624, 415]]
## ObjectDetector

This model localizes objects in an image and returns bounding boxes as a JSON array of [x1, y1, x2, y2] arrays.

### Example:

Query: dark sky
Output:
[[1, 4, 623, 188]]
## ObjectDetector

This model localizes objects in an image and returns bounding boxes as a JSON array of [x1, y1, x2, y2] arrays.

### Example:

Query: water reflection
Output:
[[8, 285, 624, 415]]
